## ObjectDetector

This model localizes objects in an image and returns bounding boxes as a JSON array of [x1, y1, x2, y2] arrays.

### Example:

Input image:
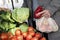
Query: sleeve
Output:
[[45, 0, 60, 16]]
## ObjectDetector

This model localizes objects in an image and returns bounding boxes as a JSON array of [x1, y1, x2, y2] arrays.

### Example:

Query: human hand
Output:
[[36, 10, 51, 18]]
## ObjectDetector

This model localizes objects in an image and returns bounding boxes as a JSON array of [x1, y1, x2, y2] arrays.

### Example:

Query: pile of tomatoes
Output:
[[0, 27, 46, 40]]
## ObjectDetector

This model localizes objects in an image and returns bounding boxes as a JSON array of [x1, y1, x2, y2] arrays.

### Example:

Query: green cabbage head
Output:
[[12, 8, 29, 23]]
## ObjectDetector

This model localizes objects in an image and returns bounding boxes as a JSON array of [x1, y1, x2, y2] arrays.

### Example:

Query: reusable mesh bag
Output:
[[36, 17, 58, 33]]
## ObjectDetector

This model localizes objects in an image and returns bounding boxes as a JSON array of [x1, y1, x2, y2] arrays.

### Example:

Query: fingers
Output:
[[42, 13, 50, 18], [36, 10, 45, 16], [36, 10, 51, 18]]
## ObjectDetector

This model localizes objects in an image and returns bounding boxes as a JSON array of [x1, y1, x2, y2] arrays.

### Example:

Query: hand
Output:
[[36, 10, 51, 18]]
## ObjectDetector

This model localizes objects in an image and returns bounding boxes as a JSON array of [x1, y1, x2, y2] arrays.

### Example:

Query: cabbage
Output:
[[19, 23, 28, 32], [12, 8, 29, 23], [9, 23, 28, 35], [9, 27, 20, 35]]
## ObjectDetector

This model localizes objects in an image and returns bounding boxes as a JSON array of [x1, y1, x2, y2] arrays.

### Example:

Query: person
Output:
[[33, 0, 60, 40]]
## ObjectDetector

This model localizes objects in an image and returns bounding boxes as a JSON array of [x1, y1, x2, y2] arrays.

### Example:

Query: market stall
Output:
[[0, 0, 58, 40]]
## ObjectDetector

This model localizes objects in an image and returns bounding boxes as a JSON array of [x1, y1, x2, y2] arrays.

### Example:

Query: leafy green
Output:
[[0, 21, 16, 32], [0, 10, 14, 22], [0, 8, 29, 33], [9, 27, 20, 35], [12, 8, 29, 23], [19, 23, 28, 32], [9, 23, 28, 35]]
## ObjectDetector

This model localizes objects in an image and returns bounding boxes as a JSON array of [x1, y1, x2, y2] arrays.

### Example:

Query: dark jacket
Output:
[[33, 0, 60, 40]]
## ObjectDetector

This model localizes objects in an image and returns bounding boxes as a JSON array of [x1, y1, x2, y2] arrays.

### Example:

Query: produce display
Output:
[[0, 8, 46, 40], [0, 27, 46, 40], [0, 8, 14, 22]]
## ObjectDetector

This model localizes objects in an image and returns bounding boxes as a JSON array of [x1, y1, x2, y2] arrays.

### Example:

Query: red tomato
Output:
[[0, 33, 8, 40], [35, 33, 42, 38], [0, 34, 1, 40], [28, 27, 34, 32], [28, 31, 35, 36], [22, 32, 27, 38], [8, 32, 13, 39], [26, 34, 32, 40], [17, 35, 23, 40], [10, 36, 17, 40], [40, 37, 46, 40], [15, 29, 21, 36], [31, 37, 38, 40], [0, 34, 1, 37]]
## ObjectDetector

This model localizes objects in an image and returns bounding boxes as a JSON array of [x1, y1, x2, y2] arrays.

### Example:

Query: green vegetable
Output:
[[0, 21, 16, 32], [19, 23, 28, 32], [9, 23, 28, 35], [0, 8, 29, 33], [0, 10, 14, 22], [9, 27, 20, 35], [12, 8, 29, 23]]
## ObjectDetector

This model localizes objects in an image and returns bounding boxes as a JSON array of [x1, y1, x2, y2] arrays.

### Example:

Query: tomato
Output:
[[0, 33, 8, 40], [26, 34, 32, 40], [0, 34, 1, 37], [8, 32, 13, 39], [28, 27, 34, 32], [22, 32, 27, 38], [17, 35, 23, 40], [0, 34, 1, 40], [28, 31, 35, 36], [31, 37, 38, 40], [40, 37, 46, 40], [15, 29, 21, 36], [35, 33, 42, 38], [10, 35, 17, 40]]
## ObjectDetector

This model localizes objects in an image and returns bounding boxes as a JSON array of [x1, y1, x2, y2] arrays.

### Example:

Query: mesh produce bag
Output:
[[36, 17, 58, 33]]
